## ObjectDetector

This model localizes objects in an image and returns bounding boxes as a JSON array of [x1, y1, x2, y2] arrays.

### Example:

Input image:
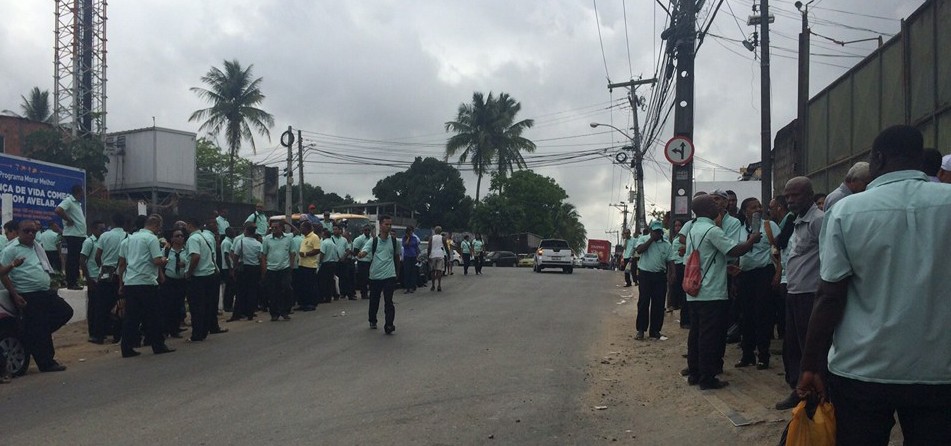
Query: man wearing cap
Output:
[[620, 229, 635, 287], [634, 221, 672, 340], [245, 203, 268, 236], [939, 154, 951, 184], [823, 161, 871, 212], [320, 211, 335, 234], [303, 205, 321, 225]]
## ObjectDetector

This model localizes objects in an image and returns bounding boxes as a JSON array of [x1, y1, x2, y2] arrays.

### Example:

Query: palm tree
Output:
[[445, 91, 536, 202], [553, 202, 587, 252], [2, 87, 52, 122], [189, 59, 274, 200]]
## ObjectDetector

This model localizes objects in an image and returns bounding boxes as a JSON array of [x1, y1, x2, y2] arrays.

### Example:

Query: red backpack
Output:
[[682, 226, 715, 297]]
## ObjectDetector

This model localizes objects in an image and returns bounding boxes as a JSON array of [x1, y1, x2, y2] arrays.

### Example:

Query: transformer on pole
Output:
[[54, 0, 108, 139]]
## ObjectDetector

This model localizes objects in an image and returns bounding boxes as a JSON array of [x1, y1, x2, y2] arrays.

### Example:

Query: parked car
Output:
[[517, 254, 535, 268], [582, 253, 600, 268], [484, 250, 517, 267], [533, 239, 573, 273], [0, 290, 29, 377], [573, 254, 583, 267]]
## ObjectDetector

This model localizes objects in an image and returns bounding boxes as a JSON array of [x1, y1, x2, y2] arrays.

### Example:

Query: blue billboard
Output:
[[0, 153, 86, 226]]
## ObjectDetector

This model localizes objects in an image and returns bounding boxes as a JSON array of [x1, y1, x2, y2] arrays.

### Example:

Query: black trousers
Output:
[[830, 374, 951, 446], [64, 235, 84, 287], [318, 262, 336, 303], [474, 254, 483, 274], [159, 278, 187, 335], [265, 269, 292, 317], [19, 290, 73, 369], [403, 256, 418, 290], [462, 253, 471, 275], [672, 264, 689, 326], [368, 278, 396, 327], [783, 292, 816, 389], [187, 274, 220, 341], [686, 299, 729, 385], [85, 279, 97, 337], [234, 267, 260, 318], [336, 261, 353, 297], [121, 285, 168, 354], [93, 279, 122, 340], [736, 265, 775, 363], [636, 270, 667, 336], [355, 262, 370, 298], [772, 283, 786, 339], [296, 267, 318, 307], [623, 257, 633, 285], [221, 270, 236, 312]]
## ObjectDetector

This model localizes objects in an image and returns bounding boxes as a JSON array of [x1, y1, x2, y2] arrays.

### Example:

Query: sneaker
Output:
[[384, 325, 395, 335], [634, 331, 645, 341], [775, 391, 800, 410]]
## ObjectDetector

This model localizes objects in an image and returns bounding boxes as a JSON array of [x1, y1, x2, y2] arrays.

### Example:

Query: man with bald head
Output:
[[774, 175, 825, 410], [823, 161, 871, 211], [798, 125, 951, 444], [682, 195, 760, 390]]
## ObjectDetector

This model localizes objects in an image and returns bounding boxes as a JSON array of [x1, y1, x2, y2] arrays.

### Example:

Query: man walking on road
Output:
[[358, 215, 400, 335], [798, 125, 951, 444], [774, 176, 824, 410], [352, 225, 373, 299], [634, 221, 671, 340], [621, 229, 635, 287], [261, 220, 294, 321], [55, 184, 86, 289]]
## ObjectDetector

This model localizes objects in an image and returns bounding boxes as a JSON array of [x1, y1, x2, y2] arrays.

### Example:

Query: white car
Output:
[[581, 253, 600, 268], [533, 239, 574, 274]]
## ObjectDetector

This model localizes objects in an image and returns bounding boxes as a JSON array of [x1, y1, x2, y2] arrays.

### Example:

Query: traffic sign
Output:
[[664, 136, 694, 166]]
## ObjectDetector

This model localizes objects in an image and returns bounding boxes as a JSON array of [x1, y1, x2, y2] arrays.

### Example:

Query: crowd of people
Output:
[[1, 192, 490, 382], [619, 125, 950, 444]]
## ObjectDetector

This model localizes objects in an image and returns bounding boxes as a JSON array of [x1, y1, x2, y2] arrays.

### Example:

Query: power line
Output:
[[593, 0, 611, 82]]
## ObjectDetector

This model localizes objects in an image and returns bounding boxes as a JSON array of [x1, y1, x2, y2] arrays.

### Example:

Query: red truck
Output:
[[586, 239, 612, 269]]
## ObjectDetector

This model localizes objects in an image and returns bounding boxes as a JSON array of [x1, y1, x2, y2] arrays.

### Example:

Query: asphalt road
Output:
[[1, 266, 619, 445]]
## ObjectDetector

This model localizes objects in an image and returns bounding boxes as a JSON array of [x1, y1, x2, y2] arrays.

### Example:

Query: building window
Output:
[[0, 134, 5, 153]]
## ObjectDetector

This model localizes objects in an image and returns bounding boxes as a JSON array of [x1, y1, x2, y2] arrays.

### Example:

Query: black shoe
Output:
[[246, 316, 254, 321], [270, 316, 279, 321], [775, 392, 800, 410], [623, 283, 632, 287], [699, 379, 729, 390], [734, 358, 756, 368], [210, 328, 229, 334], [40, 362, 67, 372], [153, 347, 175, 355], [122, 350, 141, 359], [370, 323, 377, 329], [87, 337, 105, 345], [281, 315, 291, 320], [384, 325, 395, 335], [756, 361, 769, 370], [680, 368, 691, 377], [687, 375, 700, 386], [634, 331, 645, 341]]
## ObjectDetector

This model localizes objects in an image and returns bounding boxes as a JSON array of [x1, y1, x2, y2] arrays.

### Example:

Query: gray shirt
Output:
[[823, 182, 851, 212], [786, 203, 824, 294]]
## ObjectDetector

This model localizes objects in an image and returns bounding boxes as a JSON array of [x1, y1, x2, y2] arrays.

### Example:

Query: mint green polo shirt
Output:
[[331, 235, 349, 260], [739, 220, 780, 271], [820, 170, 951, 384], [721, 214, 742, 262], [261, 233, 293, 271], [97, 227, 128, 267], [0, 239, 51, 293], [186, 231, 216, 277], [58, 194, 87, 237], [622, 237, 636, 258], [320, 238, 339, 263], [353, 234, 372, 263], [460, 240, 472, 254], [290, 234, 303, 269], [220, 237, 233, 270], [473, 240, 484, 255], [684, 217, 738, 302], [245, 212, 268, 236], [668, 235, 685, 265], [636, 236, 671, 273], [37, 229, 60, 252], [121, 229, 163, 286], [216, 215, 230, 236], [232, 235, 262, 266], [361, 234, 398, 280], [80, 235, 100, 280], [163, 246, 189, 279]]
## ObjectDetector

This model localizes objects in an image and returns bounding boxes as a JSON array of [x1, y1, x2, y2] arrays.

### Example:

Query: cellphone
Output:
[[750, 212, 762, 232]]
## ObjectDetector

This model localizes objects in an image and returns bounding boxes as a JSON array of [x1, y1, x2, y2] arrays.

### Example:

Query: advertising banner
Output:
[[0, 153, 86, 225]]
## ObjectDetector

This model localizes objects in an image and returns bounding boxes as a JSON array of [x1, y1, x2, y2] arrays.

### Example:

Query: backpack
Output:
[[682, 226, 715, 297]]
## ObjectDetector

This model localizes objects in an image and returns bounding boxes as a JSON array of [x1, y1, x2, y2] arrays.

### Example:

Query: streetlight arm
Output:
[[589, 122, 633, 141]]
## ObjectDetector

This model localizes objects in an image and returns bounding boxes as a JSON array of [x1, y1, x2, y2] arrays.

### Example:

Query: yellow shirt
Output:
[[298, 232, 321, 269]]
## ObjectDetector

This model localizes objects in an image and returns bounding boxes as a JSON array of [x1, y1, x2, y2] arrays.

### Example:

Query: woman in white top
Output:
[[428, 226, 447, 292]]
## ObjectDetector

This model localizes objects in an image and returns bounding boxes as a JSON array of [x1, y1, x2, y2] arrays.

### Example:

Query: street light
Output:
[[591, 122, 647, 233]]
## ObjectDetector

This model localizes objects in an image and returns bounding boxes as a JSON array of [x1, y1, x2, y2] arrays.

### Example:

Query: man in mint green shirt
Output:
[[93, 213, 128, 344], [261, 220, 293, 321], [620, 229, 635, 287], [683, 196, 759, 390], [0, 220, 74, 372], [245, 203, 268, 236], [634, 220, 672, 340], [55, 184, 87, 289], [116, 214, 174, 358], [358, 215, 400, 334], [798, 125, 951, 444], [220, 227, 236, 313], [318, 227, 339, 303], [735, 198, 782, 370], [80, 220, 105, 343], [352, 225, 373, 299], [185, 218, 226, 341], [37, 222, 63, 273]]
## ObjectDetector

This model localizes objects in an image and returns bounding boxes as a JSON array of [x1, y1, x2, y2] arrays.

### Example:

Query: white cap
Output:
[[942, 154, 951, 171]]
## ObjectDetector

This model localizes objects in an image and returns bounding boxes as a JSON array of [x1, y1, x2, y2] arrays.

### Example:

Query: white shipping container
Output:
[[104, 127, 197, 193]]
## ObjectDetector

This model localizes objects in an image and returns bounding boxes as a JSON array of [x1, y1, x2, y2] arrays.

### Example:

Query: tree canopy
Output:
[[278, 183, 355, 213], [372, 157, 473, 231], [3, 87, 52, 123], [24, 129, 109, 182], [196, 138, 253, 202]]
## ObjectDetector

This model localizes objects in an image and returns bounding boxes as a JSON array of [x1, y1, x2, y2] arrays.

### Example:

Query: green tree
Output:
[[196, 138, 253, 201], [444, 91, 536, 202], [24, 129, 108, 182], [552, 202, 587, 253], [277, 183, 355, 212], [372, 156, 473, 230], [189, 59, 274, 200], [3, 87, 52, 123]]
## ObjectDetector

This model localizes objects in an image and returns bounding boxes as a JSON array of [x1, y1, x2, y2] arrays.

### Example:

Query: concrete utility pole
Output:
[[280, 126, 295, 222], [759, 0, 773, 205], [297, 130, 305, 215], [670, 0, 697, 224], [795, 0, 812, 179], [611, 202, 630, 233]]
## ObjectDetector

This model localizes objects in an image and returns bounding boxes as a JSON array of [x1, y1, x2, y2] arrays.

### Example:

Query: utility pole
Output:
[[670, 0, 696, 224], [611, 202, 630, 232], [297, 130, 305, 215], [795, 1, 812, 179], [280, 126, 295, 222], [602, 77, 656, 233], [759, 0, 773, 205]]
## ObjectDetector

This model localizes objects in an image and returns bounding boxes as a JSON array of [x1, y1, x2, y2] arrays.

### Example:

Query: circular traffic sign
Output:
[[664, 136, 694, 166]]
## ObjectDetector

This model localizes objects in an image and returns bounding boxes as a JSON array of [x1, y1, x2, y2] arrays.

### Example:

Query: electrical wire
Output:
[[593, 0, 612, 82]]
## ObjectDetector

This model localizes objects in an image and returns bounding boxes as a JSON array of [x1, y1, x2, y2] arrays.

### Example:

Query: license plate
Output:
[[552, 256, 562, 260]]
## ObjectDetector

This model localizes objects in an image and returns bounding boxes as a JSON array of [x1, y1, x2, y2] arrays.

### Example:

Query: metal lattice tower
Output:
[[54, 0, 107, 138]]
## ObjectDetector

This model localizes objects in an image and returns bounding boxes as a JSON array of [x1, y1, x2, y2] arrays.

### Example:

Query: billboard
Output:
[[0, 153, 86, 226]]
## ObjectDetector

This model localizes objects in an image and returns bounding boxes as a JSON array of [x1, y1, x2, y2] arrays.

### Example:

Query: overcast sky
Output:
[[1, 0, 919, 241]]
